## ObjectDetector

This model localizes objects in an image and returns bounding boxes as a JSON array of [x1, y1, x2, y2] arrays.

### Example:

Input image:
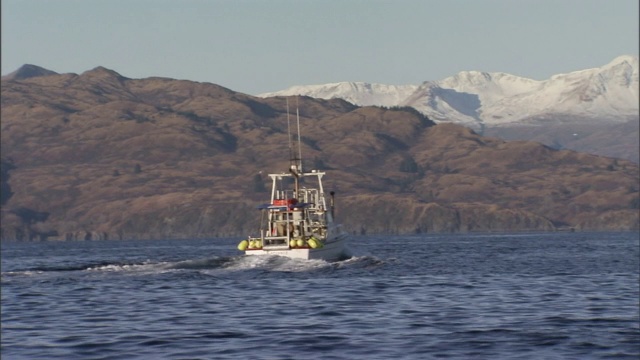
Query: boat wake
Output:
[[173, 253, 387, 274], [2, 254, 387, 279]]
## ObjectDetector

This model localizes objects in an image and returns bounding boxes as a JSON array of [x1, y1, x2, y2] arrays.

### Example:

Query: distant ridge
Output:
[[80, 66, 130, 80], [2, 64, 58, 81], [2, 60, 638, 162]]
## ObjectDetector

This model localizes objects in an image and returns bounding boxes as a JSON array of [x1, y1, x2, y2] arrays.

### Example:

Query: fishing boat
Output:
[[237, 100, 349, 261]]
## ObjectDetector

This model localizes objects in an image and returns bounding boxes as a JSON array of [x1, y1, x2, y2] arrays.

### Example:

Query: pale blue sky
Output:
[[2, 0, 638, 95]]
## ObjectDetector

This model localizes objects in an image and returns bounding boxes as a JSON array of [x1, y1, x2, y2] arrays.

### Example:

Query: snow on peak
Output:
[[260, 82, 418, 107], [258, 56, 639, 128], [607, 54, 639, 68]]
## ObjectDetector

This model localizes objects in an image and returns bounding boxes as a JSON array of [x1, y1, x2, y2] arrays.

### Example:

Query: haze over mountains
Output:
[[260, 56, 639, 162], [1, 63, 638, 241]]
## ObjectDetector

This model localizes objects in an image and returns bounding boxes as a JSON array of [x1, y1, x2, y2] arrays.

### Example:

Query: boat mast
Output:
[[296, 97, 303, 173], [286, 98, 294, 170], [288, 97, 303, 198]]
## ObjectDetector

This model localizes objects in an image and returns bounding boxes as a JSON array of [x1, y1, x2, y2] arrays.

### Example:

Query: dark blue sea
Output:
[[2, 232, 639, 359]]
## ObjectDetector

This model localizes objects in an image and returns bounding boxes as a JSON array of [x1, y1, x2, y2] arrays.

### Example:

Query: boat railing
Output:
[[297, 188, 325, 210], [262, 235, 289, 248]]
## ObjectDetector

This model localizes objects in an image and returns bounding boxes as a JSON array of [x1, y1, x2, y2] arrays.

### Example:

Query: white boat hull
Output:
[[245, 234, 349, 261]]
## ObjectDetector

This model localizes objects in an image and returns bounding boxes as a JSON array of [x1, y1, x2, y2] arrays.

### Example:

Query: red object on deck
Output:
[[273, 198, 298, 207]]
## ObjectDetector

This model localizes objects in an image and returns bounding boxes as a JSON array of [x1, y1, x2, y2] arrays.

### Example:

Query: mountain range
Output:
[[260, 56, 639, 162], [1, 64, 638, 241], [259, 55, 638, 127]]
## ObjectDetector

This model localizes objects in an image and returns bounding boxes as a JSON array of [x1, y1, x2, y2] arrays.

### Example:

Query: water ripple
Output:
[[1, 233, 638, 359]]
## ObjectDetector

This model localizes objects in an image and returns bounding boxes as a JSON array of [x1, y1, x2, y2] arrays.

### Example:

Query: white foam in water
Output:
[[2, 270, 43, 277], [86, 261, 172, 273], [222, 254, 331, 272]]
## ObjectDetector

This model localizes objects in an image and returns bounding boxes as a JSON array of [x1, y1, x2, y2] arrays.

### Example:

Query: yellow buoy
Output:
[[296, 239, 305, 247], [238, 240, 248, 251], [310, 237, 323, 248], [255, 240, 262, 248], [290, 239, 297, 247], [308, 238, 318, 248]]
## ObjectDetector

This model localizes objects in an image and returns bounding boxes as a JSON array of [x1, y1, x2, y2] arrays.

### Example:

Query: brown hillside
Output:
[[1, 67, 638, 240]]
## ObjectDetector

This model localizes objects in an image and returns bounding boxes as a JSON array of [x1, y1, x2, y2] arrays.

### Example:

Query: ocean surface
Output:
[[1, 232, 639, 360]]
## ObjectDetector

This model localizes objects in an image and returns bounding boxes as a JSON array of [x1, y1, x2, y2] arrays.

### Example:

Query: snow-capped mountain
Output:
[[258, 55, 639, 129], [260, 82, 420, 108]]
